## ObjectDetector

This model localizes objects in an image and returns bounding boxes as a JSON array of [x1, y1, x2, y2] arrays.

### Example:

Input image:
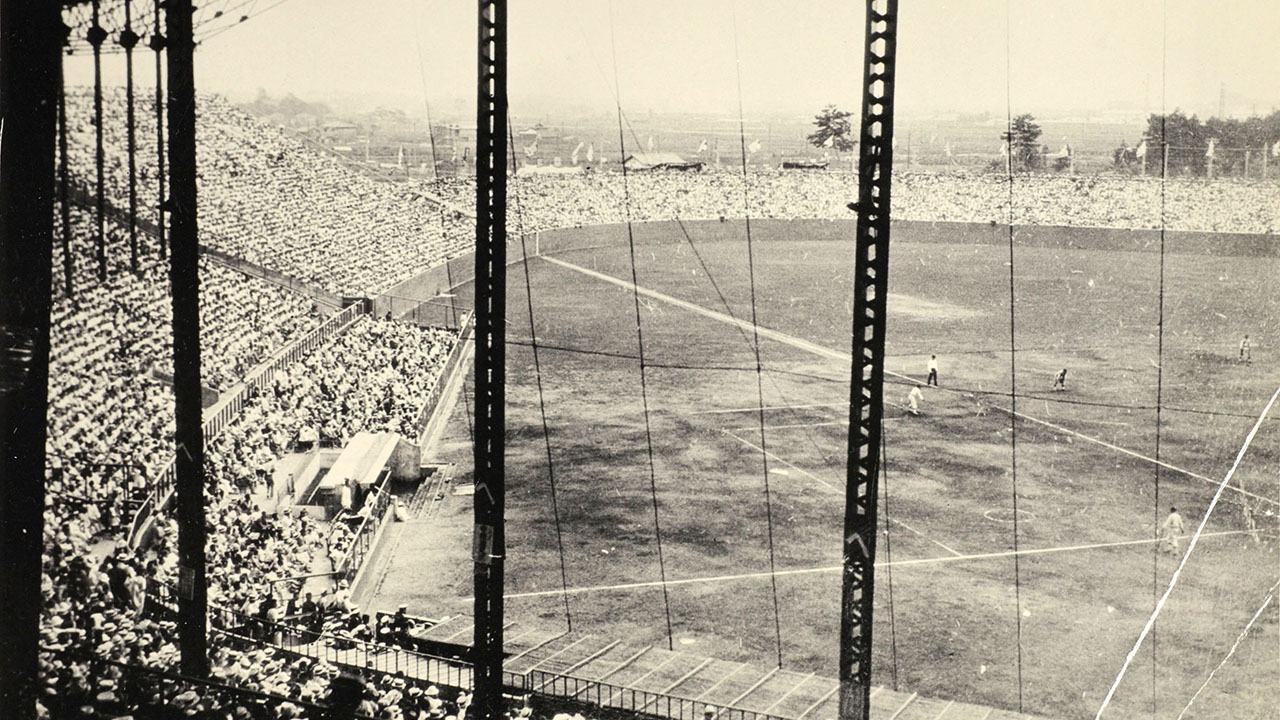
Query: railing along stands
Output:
[[413, 311, 474, 436], [129, 302, 366, 548]]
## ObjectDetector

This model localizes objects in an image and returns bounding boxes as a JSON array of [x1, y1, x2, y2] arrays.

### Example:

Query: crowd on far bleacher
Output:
[[429, 168, 1280, 237], [64, 86, 1280, 309], [64, 88, 474, 299]]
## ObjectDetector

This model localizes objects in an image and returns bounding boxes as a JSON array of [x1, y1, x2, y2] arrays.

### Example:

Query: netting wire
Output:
[[506, 118, 575, 633], [1002, 0, 1027, 710], [729, 5, 785, 670], [607, 0, 675, 650], [1150, 0, 1169, 714], [881, 425, 900, 690]]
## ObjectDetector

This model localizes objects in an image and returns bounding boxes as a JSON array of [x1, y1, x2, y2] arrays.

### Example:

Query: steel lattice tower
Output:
[[839, 2, 900, 719]]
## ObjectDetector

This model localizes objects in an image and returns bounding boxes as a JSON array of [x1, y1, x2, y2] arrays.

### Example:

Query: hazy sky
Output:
[[64, 0, 1280, 120]]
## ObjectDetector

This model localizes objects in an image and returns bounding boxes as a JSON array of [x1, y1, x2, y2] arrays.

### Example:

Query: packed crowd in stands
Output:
[[64, 87, 472, 298], [44, 84, 1278, 715], [46, 201, 321, 524], [435, 169, 1280, 236], [43, 269, 460, 716]]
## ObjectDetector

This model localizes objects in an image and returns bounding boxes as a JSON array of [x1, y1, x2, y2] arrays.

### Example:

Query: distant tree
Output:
[[999, 114, 1043, 171], [1142, 110, 1206, 176], [807, 105, 857, 153]]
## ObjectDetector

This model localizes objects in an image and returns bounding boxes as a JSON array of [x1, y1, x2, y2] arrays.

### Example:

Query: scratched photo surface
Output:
[[22, 2, 1280, 720]]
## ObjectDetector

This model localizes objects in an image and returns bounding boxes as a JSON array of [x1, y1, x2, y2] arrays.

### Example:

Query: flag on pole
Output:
[[823, 135, 834, 148], [697, 139, 708, 154], [647, 135, 655, 152], [944, 142, 953, 157], [571, 141, 584, 165], [748, 139, 762, 153], [450, 144, 458, 163], [999, 140, 1008, 155], [1135, 140, 1148, 158], [1205, 138, 1216, 158], [397, 145, 404, 167], [587, 143, 595, 162]]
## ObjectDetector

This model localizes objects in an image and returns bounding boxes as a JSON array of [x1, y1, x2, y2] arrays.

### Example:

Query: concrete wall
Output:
[[526, 218, 1280, 258]]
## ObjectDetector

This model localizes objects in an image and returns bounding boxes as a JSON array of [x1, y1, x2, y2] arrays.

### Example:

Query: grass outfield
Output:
[[372, 221, 1280, 720]]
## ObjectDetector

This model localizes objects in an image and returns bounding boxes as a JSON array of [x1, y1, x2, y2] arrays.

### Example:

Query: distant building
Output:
[[781, 160, 829, 170], [621, 152, 703, 171], [317, 121, 359, 144]]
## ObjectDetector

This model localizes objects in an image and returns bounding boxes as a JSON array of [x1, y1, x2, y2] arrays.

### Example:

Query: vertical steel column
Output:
[[58, 51, 75, 298], [0, 1, 61, 717], [122, 0, 141, 270], [473, 2, 507, 719], [838, 2, 899, 720], [150, 0, 166, 259], [89, 0, 107, 281], [165, 0, 208, 678]]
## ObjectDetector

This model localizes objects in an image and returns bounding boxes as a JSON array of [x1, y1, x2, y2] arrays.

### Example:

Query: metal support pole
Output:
[[473, 2, 508, 719], [165, 0, 208, 678], [122, 1, 141, 270], [839, 2, 899, 719], [58, 53, 75, 298], [151, 0, 166, 259], [0, 1, 61, 717], [90, 0, 107, 281]]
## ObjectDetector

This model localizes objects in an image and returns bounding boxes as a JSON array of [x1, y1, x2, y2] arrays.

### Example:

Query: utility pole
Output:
[[839, 1, 899, 718], [473, 2, 508, 720]]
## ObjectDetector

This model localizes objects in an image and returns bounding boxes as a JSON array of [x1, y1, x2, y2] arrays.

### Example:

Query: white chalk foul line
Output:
[[502, 530, 1258, 600], [720, 429, 840, 493], [720, 429, 963, 557], [1095, 384, 1280, 720], [993, 406, 1279, 508]]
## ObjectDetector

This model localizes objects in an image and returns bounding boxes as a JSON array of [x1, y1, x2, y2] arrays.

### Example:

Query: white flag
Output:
[[587, 143, 595, 162], [748, 139, 762, 153], [524, 137, 538, 158], [647, 135, 655, 152], [450, 144, 458, 163], [1135, 140, 1147, 158], [571, 141, 584, 165], [823, 135, 834, 148], [396, 145, 404, 167], [1271, 139, 1279, 156], [697, 139, 708, 154], [999, 140, 1008, 155], [944, 142, 953, 157], [1205, 138, 1216, 158]]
